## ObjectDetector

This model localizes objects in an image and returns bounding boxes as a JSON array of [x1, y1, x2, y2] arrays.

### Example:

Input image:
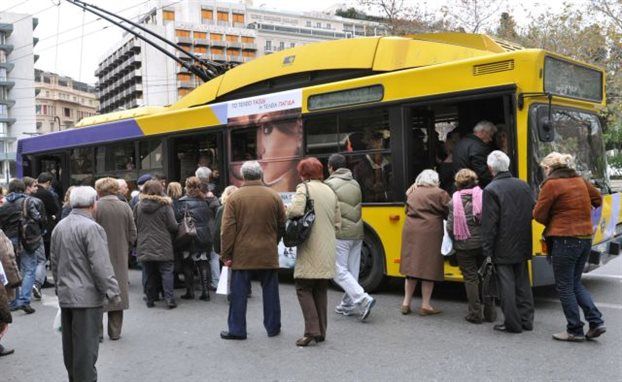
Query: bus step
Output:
[[609, 241, 620, 256], [588, 250, 601, 265]]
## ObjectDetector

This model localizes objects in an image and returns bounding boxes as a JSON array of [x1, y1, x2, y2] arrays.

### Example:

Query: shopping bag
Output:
[[441, 220, 453, 256], [53, 307, 62, 333], [216, 266, 230, 295]]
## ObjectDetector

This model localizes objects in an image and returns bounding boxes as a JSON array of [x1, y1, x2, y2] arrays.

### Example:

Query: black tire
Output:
[[358, 226, 385, 292]]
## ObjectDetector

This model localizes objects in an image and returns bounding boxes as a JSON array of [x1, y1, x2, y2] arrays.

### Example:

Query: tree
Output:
[[496, 12, 519, 41], [441, 0, 506, 33], [357, 0, 449, 35]]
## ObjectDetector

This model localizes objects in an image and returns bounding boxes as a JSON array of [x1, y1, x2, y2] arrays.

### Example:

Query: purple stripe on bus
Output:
[[19, 119, 144, 154]]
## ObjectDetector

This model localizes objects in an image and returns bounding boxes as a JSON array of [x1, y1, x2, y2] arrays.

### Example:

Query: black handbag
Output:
[[283, 182, 315, 247], [175, 208, 197, 248]]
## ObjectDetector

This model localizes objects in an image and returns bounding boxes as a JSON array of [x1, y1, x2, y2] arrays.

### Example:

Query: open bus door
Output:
[[31, 153, 69, 199]]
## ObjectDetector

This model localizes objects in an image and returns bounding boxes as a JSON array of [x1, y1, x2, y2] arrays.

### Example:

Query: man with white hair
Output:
[[453, 120, 498, 188], [51, 186, 121, 381], [481, 151, 535, 334], [220, 161, 285, 340]]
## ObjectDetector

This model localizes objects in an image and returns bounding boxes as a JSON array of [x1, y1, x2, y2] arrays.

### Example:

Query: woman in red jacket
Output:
[[533, 152, 606, 342]]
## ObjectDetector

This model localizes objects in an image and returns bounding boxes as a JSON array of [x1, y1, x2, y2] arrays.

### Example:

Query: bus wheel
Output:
[[358, 228, 385, 293]]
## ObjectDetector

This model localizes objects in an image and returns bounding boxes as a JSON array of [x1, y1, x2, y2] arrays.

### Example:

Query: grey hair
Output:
[[195, 166, 212, 181], [487, 150, 510, 175], [414, 169, 440, 187], [240, 161, 263, 181], [69, 186, 98, 208], [473, 120, 498, 135], [117, 179, 128, 188]]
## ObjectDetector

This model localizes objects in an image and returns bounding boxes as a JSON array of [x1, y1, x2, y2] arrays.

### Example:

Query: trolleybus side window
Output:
[[70, 147, 94, 186], [172, 132, 223, 193], [96, 142, 136, 173], [139, 139, 164, 175]]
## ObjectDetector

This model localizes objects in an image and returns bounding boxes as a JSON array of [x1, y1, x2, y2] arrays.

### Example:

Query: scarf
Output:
[[452, 186, 483, 241]]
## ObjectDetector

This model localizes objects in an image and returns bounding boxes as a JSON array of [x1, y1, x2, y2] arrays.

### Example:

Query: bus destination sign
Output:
[[543, 56, 603, 102]]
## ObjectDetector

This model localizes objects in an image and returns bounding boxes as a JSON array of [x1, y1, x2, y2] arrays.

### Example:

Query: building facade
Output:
[[0, 12, 38, 184], [35, 69, 99, 134], [95, 0, 385, 113]]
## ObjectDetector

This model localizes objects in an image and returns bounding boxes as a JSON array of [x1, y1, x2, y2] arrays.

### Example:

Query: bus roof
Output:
[[169, 33, 523, 110], [75, 106, 166, 127]]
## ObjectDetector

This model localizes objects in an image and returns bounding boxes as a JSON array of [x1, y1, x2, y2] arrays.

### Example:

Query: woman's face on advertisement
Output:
[[256, 117, 301, 189]]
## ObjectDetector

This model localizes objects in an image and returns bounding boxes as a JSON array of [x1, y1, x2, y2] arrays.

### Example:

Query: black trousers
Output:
[[61, 307, 102, 382], [295, 278, 329, 338], [496, 262, 534, 332]]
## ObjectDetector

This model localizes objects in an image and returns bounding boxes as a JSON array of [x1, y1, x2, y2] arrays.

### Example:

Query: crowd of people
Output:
[[0, 120, 609, 380]]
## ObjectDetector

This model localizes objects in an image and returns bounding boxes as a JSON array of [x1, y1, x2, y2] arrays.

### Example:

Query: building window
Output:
[[42, 105, 47, 115], [35, 105, 41, 114], [306, 21, 311, 27], [194, 31, 206, 39], [316, 22, 321, 28], [241, 36, 254, 43], [279, 41, 284, 50], [290, 42, 295, 48], [163, 10, 175, 21], [59, 80, 68, 87], [211, 47, 224, 55], [64, 108, 71, 118], [232, 13, 244, 24], [217, 11, 229, 22], [327, 23, 331, 29], [210, 33, 222, 41], [265, 40, 272, 50], [0, 68, 5, 80], [226, 34, 238, 43], [195, 46, 207, 53], [201, 9, 213, 20], [43, 76, 51, 84], [175, 29, 190, 38], [177, 73, 191, 82]]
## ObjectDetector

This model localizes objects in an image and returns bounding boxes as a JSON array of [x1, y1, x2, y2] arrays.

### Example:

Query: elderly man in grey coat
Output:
[[51, 186, 121, 382]]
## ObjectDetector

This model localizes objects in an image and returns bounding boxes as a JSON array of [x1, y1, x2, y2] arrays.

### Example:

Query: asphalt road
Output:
[[3, 256, 621, 382]]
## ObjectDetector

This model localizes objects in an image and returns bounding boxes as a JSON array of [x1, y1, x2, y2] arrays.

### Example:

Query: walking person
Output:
[[399, 170, 450, 316], [288, 158, 341, 346], [533, 152, 606, 342], [23, 177, 48, 301], [0, 179, 45, 314], [220, 161, 285, 340], [50, 186, 121, 382], [324, 154, 375, 320], [481, 151, 535, 333], [0, 228, 19, 357], [176, 177, 214, 301], [134, 180, 179, 309], [446, 169, 496, 324], [94, 178, 137, 341]]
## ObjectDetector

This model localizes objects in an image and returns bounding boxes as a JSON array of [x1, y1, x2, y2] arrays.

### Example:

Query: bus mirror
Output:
[[538, 119, 554, 142]]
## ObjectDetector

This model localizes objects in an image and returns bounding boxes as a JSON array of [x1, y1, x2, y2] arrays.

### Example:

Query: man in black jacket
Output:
[[481, 150, 535, 333], [453, 121, 497, 188]]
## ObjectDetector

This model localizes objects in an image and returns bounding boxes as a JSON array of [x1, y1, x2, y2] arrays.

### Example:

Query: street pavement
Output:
[[2, 256, 621, 382]]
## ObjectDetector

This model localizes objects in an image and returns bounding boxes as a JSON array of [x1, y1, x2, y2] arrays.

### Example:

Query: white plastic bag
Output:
[[53, 307, 62, 333], [441, 220, 453, 256], [216, 266, 230, 295]]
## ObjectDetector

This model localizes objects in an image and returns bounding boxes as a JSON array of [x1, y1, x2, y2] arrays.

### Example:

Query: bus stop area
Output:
[[3, 256, 621, 381]]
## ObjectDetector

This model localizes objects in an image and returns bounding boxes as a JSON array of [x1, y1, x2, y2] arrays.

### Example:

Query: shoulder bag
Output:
[[283, 182, 315, 247], [175, 206, 197, 248]]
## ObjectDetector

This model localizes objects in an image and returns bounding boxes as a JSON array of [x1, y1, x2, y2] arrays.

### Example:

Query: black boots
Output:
[[199, 266, 211, 301]]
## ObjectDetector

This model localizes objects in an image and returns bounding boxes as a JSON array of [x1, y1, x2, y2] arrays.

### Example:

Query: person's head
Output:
[[539, 152, 574, 177], [63, 186, 74, 206], [220, 185, 238, 205], [473, 120, 497, 144], [8, 178, 25, 194], [167, 181, 183, 199], [454, 168, 479, 190], [95, 177, 119, 197], [195, 167, 212, 183], [117, 179, 129, 196], [137, 174, 153, 191], [23, 177, 38, 194], [36, 172, 53, 189], [327, 154, 347, 174], [240, 160, 263, 181], [487, 150, 510, 176], [297, 157, 324, 181], [142, 179, 164, 196], [70, 186, 98, 213], [414, 169, 440, 188], [183, 177, 202, 198]]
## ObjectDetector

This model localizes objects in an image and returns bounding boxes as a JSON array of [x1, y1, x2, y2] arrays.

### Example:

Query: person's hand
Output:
[[224, 259, 232, 267], [108, 294, 122, 305]]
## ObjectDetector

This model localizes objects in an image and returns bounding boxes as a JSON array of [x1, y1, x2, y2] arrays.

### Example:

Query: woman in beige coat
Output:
[[287, 157, 340, 347], [94, 178, 137, 340], [400, 169, 450, 316]]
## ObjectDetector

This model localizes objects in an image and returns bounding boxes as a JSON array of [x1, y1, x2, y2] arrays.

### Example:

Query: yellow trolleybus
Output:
[[18, 33, 621, 290]]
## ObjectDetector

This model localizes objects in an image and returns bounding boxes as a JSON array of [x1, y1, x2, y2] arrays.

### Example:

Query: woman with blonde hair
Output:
[[534, 152, 605, 342], [447, 169, 495, 324], [213, 185, 238, 255], [400, 169, 450, 316]]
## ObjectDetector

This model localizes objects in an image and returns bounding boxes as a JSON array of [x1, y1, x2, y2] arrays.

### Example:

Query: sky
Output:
[[0, 0, 585, 85]]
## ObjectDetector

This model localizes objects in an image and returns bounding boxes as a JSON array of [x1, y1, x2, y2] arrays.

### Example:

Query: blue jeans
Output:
[[228, 269, 280, 337], [551, 237, 604, 336], [10, 240, 42, 308]]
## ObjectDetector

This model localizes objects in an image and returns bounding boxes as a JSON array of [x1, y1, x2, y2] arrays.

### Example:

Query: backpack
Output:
[[19, 198, 42, 252]]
